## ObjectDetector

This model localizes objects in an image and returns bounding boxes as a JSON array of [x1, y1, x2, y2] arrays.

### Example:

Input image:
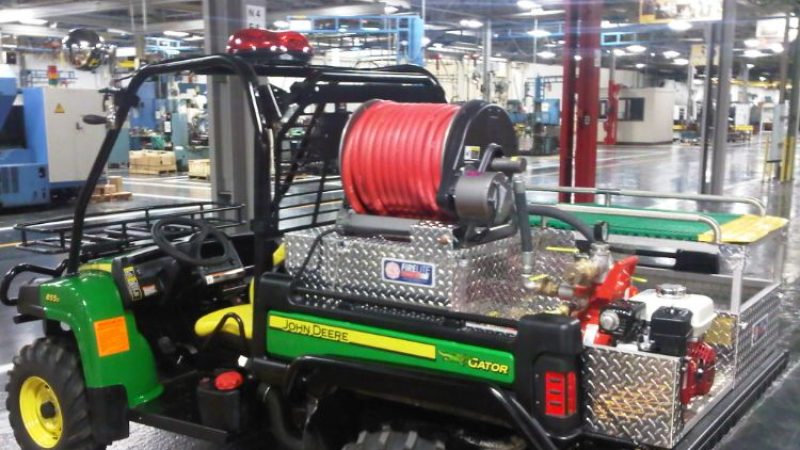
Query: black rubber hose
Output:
[[527, 204, 595, 243], [262, 386, 304, 450], [514, 188, 534, 253]]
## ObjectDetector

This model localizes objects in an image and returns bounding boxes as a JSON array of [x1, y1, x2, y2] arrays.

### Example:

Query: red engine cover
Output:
[[681, 341, 717, 404]]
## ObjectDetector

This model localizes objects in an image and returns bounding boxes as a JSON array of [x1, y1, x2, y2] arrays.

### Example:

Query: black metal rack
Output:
[[16, 202, 244, 256]]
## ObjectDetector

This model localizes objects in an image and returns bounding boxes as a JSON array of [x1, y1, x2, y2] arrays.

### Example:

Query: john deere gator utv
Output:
[[1, 29, 789, 450]]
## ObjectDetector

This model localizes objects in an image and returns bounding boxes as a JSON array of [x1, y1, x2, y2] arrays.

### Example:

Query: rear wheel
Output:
[[5, 338, 105, 450], [343, 429, 445, 450]]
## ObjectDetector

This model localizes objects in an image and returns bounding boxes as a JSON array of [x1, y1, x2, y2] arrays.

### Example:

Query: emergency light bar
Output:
[[226, 28, 313, 63]]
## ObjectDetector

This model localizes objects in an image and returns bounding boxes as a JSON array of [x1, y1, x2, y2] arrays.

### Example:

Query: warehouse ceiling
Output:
[[0, 0, 796, 82]]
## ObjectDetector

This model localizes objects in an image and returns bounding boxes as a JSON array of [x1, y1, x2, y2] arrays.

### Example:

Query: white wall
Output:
[[598, 87, 675, 144]]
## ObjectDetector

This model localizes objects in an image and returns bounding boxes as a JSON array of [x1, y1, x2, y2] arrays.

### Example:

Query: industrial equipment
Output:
[[0, 66, 105, 207], [0, 33, 788, 450]]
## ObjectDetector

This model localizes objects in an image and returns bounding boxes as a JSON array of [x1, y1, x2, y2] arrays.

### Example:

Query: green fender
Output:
[[40, 271, 163, 407]]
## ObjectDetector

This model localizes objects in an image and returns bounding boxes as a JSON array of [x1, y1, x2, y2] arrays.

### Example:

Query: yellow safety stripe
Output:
[[268, 315, 437, 360], [697, 214, 788, 244], [79, 262, 112, 273]]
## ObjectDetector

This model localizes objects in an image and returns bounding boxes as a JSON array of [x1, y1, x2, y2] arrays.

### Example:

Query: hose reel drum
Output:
[[339, 99, 520, 230]]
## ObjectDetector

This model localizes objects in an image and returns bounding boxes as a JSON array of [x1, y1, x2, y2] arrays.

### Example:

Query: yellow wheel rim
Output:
[[19, 376, 63, 448]]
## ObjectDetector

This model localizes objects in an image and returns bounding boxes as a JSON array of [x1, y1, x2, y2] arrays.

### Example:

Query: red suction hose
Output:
[[341, 100, 460, 220]]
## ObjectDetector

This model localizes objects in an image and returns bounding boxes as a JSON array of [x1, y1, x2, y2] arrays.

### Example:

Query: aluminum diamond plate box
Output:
[[583, 346, 681, 448], [284, 223, 529, 316]]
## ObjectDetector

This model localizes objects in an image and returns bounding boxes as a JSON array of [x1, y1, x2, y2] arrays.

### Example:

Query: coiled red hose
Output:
[[341, 100, 460, 220]]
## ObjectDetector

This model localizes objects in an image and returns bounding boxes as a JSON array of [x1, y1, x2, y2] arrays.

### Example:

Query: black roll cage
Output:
[[65, 54, 445, 338]]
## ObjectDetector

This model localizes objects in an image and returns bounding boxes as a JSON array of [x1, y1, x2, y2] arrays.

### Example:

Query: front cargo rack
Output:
[[15, 202, 245, 256]]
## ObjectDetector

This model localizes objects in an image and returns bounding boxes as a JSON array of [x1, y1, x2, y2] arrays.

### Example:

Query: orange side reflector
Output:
[[94, 316, 131, 357]]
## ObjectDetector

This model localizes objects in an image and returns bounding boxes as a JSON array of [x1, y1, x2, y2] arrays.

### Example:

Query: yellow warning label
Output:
[[268, 315, 436, 360], [54, 103, 65, 113], [94, 316, 130, 357]]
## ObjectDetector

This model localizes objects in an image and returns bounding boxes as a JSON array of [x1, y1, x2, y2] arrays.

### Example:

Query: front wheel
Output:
[[5, 338, 105, 450]]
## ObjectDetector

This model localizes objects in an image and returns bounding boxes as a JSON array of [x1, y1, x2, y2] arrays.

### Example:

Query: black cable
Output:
[[295, 228, 336, 281]]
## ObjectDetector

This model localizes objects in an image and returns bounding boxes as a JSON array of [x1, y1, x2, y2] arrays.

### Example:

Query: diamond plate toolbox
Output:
[[583, 346, 682, 448], [284, 223, 526, 315]]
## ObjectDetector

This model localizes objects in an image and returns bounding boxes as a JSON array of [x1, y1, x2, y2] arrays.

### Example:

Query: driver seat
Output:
[[193, 245, 285, 340]]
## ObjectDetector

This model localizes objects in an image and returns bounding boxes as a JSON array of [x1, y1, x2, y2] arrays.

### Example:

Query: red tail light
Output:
[[544, 371, 578, 417]]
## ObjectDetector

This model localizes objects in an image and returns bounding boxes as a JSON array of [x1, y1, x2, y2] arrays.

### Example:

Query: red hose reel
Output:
[[340, 99, 518, 223]]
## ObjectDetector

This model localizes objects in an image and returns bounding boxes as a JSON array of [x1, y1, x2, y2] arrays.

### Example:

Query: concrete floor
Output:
[[0, 141, 798, 449]]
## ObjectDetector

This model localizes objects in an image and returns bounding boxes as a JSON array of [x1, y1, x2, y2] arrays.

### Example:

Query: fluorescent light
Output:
[[459, 19, 483, 28], [744, 38, 759, 48], [18, 18, 47, 25], [626, 44, 646, 53], [432, 42, 443, 48], [422, 36, 431, 46], [517, 0, 539, 9], [537, 50, 556, 59], [635, 63, 646, 68], [759, 76, 767, 81], [384, 5, 399, 14], [184, 35, 204, 41], [289, 19, 312, 31], [163, 30, 189, 37], [673, 58, 689, 65], [612, 48, 626, 56], [273, 20, 289, 29], [662, 50, 680, 59], [746, 63, 754, 68], [769, 43, 784, 53], [107, 28, 129, 35], [574, 55, 582, 61], [743, 49, 764, 58], [527, 28, 550, 38], [668, 20, 692, 31]]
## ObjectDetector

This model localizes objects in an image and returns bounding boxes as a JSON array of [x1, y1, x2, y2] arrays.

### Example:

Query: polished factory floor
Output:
[[0, 140, 798, 449]]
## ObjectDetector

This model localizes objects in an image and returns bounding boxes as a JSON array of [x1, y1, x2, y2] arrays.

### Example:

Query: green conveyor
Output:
[[528, 204, 781, 243]]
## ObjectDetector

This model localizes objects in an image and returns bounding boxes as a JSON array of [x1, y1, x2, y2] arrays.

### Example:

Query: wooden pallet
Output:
[[129, 168, 178, 176], [91, 191, 133, 203]]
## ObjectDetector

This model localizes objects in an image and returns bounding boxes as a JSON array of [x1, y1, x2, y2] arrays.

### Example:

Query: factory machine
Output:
[[0, 67, 105, 207]]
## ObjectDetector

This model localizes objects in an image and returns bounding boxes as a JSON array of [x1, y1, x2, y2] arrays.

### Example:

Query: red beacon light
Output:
[[226, 28, 313, 63]]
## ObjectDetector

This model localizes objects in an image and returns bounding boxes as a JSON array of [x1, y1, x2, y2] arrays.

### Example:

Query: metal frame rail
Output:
[[16, 202, 244, 254], [527, 185, 766, 216]]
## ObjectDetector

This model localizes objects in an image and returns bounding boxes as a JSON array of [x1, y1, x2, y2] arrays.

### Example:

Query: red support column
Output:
[[573, 0, 602, 204], [558, 0, 579, 203]]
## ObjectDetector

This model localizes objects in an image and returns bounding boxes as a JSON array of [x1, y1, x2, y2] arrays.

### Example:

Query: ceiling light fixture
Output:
[[18, 18, 47, 26], [517, 0, 539, 9], [743, 49, 764, 58], [626, 44, 646, 53], [527, 28, 550, 38], [635, 63, 646, 68], [273, 20, 289, 29], [107, 28, 129, 35], [673, 58, 689, 65], [668, 20, 692, 31], [746, 63, 754, 68], [384, 5, 399, 14], [422, 36, 431, 46], [662, 50, 680, 59], [184, 35, 204, 41], [163, 30, 190, 38], [574, 54, 582, 61], [537, 50, 556, 59], [459, 19, 484, 29], [612, 48, 626, 56], [769, 43, 784, 53]]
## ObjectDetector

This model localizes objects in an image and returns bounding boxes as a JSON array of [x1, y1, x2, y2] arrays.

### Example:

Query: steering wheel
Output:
[[151, 217, 237, 267]]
